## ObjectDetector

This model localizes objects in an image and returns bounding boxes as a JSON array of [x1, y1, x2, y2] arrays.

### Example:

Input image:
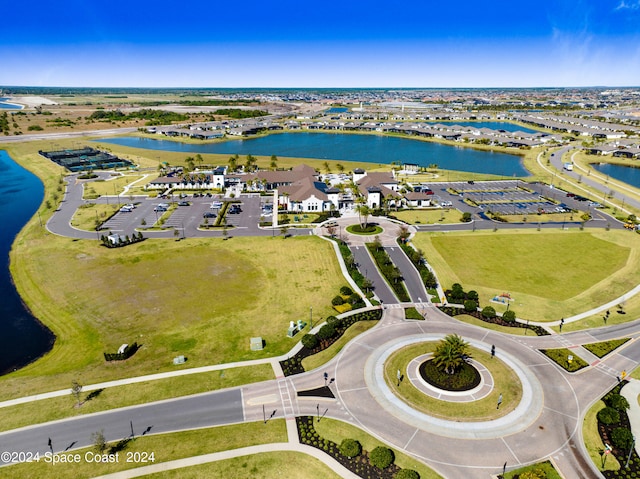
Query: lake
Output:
[[593, 163, 640, 189], [0, 98, 23, 110], [0, 150, 55, 375], [99, 132, 530, 177], [434, 121, 539, 134]]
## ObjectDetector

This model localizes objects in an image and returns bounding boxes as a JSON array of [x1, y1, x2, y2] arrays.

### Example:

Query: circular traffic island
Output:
[[346, 223, 383, 235], [384, 341, 522, 421], [419, 358, 481, 392]]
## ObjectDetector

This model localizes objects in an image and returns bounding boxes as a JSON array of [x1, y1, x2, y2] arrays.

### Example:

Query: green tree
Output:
[[461, 212, 472, 222], [71, 380, 83, 407], [91, 430, 107, 453], [395, 470, 420, 479], [228, 154, 238, 172], [432, 334, 471, 375], [463, 300, 478, 312], [270, 155, 278, 170], [355, 201, 371, 229], [301, 334, 318, 349], [502, 310, 516, 322], [245, 154, 257, 172]]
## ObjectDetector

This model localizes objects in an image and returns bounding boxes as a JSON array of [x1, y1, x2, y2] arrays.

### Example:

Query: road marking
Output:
[[543, 406, 578, 420], [277, 379, 295, 418], [403, 428, 420, 449]]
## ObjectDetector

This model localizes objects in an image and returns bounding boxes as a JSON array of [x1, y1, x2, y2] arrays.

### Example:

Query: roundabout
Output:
[[365, 334, 543, 439]]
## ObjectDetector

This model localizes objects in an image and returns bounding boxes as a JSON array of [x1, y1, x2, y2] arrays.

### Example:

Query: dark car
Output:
[[203, 212, 217, 218]]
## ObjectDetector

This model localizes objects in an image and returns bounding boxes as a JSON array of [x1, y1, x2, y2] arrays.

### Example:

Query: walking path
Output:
[[621, 379, 640, 457]]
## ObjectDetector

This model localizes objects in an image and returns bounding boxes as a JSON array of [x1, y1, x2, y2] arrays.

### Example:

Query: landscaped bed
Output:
[[539, 348, 589, 372]]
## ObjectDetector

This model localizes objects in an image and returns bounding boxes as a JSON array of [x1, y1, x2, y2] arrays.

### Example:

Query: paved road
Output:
[[0, 389, 243, 465], [385, 245, 429, 303], [349, 244, 398, 304], [5, 307, 637, 477]]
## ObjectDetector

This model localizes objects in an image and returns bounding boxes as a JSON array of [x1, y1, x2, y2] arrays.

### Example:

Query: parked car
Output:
[[203, 212, 217, 218], [154, 206, 167, 212], [120, 206, 133, 213], [178, 201, 190, 206]]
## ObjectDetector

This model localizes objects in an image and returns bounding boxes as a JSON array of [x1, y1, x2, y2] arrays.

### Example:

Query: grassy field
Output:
[[82, 173, 146, 199], [71, 203, 121, 231], [503, 460, 562, 479], [413, 229, 639, 321], [5, 420, 287, 479], [0, 363, 273, 432], [5, 230, 345, 399], [314, 418, 443, 479], [391, 208, 462, 225], [384, 343, 521, 420], [148, 451, 344, 479]]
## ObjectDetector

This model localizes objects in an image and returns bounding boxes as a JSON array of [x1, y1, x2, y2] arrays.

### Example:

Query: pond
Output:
[[98, 132, 530, 177], [592, 162, 640, 189], [0, 150, 55, 374]]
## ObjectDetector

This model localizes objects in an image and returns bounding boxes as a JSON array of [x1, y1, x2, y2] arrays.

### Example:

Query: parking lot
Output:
[[420, 180, 575, 216]]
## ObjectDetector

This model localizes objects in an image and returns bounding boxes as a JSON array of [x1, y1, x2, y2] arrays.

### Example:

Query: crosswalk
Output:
[[278, 379, 295, 418]]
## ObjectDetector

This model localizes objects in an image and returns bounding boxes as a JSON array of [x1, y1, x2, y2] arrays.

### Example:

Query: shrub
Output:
[[326, 316, 341, 327], [395, 470, 420, 479], [461, 212, 472, 222], [331, 295, 345, 306], [467, 290, 479, 301], [611, 427, 634, 450], [463, 300, 478, 313], [607, 393, 630, 412], [340, 286, 353, 296], [502, 310, 516, 322], [338, 438, 361, 458], [370, 446, 395, 469], [481, 306, 496, 319], [317, 324, 336, 341], [301, 334, 318, 350], [519, 470, 546, 479], [597, 407, 620, 425]]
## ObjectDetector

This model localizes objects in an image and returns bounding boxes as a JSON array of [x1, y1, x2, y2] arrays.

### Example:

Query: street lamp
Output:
[[626, 436, 636, 469]]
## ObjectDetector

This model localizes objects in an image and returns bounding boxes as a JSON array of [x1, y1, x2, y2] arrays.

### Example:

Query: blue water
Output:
[[98, 132, 529, 177], [433, 121, 539, 134], [325, 107, 348, 114], [593, 163, 640, 189], [0, 98, 22, 110], [0, 150, 54, 374]]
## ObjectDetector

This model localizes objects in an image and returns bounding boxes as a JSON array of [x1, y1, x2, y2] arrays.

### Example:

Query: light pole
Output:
[[626, 436, 636, 468]]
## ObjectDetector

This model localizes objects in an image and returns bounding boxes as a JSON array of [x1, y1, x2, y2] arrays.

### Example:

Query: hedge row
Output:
[[280, 309, 382, 376]]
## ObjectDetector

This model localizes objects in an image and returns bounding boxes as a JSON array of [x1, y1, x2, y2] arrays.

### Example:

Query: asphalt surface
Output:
[[0, 389, 243, 465]]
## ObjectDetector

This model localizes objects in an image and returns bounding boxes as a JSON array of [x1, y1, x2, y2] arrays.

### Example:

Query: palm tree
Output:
[[228, 154, 238, 172], [270, 155, 278, 170], [355, 199, 371, 229], [432, 334, 471, 375], [336, 163, 344, 173]]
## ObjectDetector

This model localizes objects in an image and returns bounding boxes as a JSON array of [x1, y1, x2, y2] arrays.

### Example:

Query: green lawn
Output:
[[6, 233, 345, 400], [413, 230, 639, 321], [452, 314, 530, 336], [384, 343, 521, 420], [314, 418, 443, 479], [71, 203, 120, 231], [301, 320, 378, 372], [82, 174, 145, 199], [583, 400, 622, 472], [5, 420, 287, 479], [391, 208, 461, 225], [502, 460, 562, 479], [148, 452, 344, 479]]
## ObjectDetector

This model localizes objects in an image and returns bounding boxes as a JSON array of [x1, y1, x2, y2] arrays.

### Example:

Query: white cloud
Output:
[[616, 0, 640, 10]]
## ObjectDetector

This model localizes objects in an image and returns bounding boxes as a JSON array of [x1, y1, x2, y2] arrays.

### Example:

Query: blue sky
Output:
[[1, 0, 639, 88]]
